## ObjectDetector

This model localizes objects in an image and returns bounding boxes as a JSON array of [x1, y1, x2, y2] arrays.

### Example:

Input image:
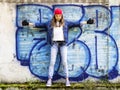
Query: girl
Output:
[[45, 8, 93, 87], [46, 8, 71, 86]]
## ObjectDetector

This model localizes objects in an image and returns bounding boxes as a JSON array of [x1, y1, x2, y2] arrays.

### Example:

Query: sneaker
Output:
[[66, 80, 71, 86], [46, 79, 52, 87]]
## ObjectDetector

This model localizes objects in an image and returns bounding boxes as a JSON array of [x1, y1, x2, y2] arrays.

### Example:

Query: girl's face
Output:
[[55, 14, 62, 21]]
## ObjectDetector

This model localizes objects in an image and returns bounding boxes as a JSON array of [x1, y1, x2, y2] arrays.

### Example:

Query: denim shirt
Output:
[[35, 20, 81, 45]]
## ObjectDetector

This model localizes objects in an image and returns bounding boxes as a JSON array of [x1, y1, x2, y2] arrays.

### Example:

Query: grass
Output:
[[0, 80, 120, 90]]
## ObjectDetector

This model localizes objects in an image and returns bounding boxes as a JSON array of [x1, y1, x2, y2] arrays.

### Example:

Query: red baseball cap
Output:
[[54, 8, 63, 15]]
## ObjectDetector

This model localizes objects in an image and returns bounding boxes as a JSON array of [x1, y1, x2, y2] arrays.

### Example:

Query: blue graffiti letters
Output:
[[16, 4, 120, 81]]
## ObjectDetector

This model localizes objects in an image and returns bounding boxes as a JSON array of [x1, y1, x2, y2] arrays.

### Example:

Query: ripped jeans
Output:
[[48, 41, 68, 79]]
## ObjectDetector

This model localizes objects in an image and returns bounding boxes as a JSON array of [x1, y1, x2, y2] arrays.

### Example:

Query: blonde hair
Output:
[[51, 15, 64, 27]]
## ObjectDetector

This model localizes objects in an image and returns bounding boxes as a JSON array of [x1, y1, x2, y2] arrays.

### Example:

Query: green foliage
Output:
[[0, 80, 120, 90]]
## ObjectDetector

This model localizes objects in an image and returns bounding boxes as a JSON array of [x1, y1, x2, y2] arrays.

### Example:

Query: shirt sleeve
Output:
[[35, 22, 47, 28], [67, 20, 81, 28]]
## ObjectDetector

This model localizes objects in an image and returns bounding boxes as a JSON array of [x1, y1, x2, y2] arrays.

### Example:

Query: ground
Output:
[[0, 80, 120, 90]]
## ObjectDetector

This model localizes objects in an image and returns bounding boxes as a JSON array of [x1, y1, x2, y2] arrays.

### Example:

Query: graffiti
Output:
[[16, 4, 120, 81]]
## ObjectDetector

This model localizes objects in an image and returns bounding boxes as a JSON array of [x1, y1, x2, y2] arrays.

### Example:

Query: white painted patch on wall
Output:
[[109, 0, 120, 5], [0, 2, 38, 83]]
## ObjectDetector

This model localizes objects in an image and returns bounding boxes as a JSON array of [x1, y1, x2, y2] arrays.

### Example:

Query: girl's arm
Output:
[[68, 18, 94, 28], [34, 22, 46, 28], [22, 20, 46, 28]]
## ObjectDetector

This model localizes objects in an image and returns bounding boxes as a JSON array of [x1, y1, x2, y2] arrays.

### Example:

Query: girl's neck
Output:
[[56, 21, 60, 27]]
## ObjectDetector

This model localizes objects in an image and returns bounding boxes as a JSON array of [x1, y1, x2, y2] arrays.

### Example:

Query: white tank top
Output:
[[52, 26, 64, 41]]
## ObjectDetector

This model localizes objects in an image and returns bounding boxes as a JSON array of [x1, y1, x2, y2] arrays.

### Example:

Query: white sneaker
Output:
[[46, 79, 52, 87], [66, 80, 71, 86]]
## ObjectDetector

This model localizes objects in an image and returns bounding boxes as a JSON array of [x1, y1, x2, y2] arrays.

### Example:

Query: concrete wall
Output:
[[0, 0, 109, 4], [0, 0, 120, 83]]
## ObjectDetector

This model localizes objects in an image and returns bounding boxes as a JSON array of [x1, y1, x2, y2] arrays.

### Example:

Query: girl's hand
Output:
[[22, 20, 34, 27], [87, 18, 94, 24], [22, 20, 29, 26]]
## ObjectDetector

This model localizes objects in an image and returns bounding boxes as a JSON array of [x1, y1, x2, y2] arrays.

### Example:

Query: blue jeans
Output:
[[48, 42, 68, 79]]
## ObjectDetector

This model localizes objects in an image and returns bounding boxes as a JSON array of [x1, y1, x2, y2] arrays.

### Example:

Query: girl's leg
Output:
[[46, 43, 58, 86], [60, 45, 70, 86]]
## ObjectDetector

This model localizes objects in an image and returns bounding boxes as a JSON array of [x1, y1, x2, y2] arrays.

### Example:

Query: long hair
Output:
[[51, 15, 64, 27]]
